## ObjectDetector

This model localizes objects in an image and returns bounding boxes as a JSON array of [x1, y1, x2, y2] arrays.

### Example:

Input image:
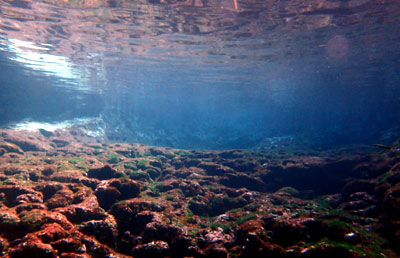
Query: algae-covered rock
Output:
[[0, 142, 24, 154], [87, 165, 119, 180], [0, 128, 397, 258], [95, 178, 140, 210], [132, 240, 169, 258]]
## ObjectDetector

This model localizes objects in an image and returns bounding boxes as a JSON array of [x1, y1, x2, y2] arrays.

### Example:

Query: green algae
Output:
[[174, 150, 190, 156], [147, 183, 161, 196], [137, 159, 149, 169], [186, 216, 197, 224], [123, 162, 137, 170], [65, 156, 89, 170], [314, 218, 390, 258], [235, 213, 257, 225], [307, 239, 389, 258], [187, 208, 194, 218], [242, 203, 258, 212], [69, 158, 78, 165], [107, 153, 119, 164], [211, 222, 230, 232], [129, 171, 149, 181]]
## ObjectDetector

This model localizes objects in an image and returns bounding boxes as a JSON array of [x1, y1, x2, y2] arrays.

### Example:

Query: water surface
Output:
[[0, 0, 399, 149]]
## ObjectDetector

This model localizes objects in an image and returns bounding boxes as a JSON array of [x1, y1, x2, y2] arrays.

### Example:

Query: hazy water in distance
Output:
[[0, 0, 399, 149]]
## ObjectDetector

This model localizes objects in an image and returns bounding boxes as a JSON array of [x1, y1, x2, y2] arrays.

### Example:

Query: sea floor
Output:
[[0, 127, 399, 258]]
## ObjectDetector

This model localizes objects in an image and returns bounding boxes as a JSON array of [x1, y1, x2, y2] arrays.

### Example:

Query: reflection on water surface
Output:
[[0, 0, 399, 149]]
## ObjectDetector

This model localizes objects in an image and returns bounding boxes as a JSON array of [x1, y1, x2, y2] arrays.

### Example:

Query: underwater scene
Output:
[[0, 0, 400, 257]]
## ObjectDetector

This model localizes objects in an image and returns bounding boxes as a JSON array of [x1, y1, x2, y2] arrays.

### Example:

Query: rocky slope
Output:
[[0, 128, 399, 258]]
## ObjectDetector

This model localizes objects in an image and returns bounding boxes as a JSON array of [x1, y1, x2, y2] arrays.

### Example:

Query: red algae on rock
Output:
[[0, 128, 399, 257]]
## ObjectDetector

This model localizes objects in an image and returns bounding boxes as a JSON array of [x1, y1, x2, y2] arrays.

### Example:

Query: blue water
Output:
[[0, 0, 399, 149]]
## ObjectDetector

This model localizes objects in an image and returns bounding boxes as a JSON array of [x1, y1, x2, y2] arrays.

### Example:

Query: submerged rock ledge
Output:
[[0, 128, 399, 258]]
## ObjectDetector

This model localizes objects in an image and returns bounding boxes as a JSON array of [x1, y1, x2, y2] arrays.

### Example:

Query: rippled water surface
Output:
[[0, 0, 400, 149]]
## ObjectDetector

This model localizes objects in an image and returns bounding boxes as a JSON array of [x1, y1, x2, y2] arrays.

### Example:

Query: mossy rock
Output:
[[129, 171, 150, 181], [88, 165, 120, 180], [149, 147, 164, 156], [124, 162, 138, 170], [0, 210, 20, 229], [146, 168, 161, 180], [19, 210, 47, 231], [149, 160, 163, 168], [137, 159, 149, 170], [107, 154, 119, 164], [278, 186, 300, 196]]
